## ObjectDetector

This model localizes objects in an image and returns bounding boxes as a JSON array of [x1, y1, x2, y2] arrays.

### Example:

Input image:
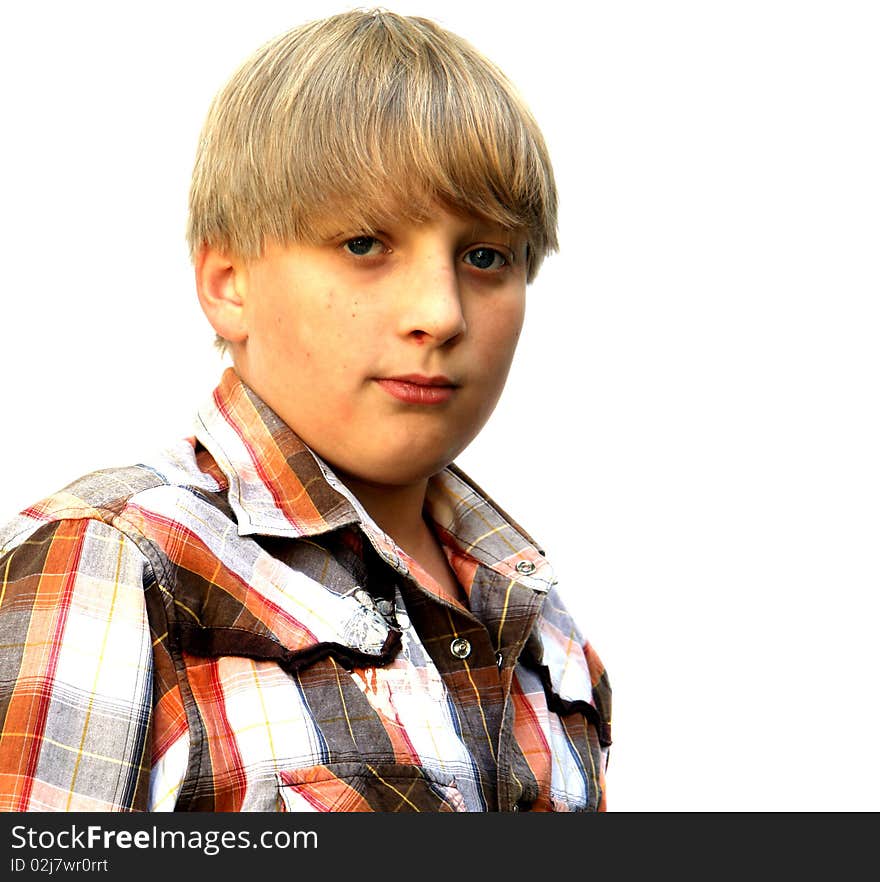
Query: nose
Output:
[[398, 254, 467, 346]]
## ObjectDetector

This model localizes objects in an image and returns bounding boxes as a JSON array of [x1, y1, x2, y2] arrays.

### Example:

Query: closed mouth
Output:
[[375, 375, 458, 404]]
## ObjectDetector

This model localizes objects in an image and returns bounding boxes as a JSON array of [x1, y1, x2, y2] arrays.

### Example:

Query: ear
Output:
[[194, 246, 249, 343]]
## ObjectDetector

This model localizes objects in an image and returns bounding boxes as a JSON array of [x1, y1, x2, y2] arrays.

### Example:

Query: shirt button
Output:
[[450, 637, 472, 659], [515, 560, 536, 575], [495, 651, 503, 668]]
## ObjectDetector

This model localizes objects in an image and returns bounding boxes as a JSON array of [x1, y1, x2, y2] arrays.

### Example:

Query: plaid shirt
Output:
[[0, 369, 611, 812]]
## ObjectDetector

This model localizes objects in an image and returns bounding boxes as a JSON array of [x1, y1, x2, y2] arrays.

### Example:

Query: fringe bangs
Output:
[[188, 10, 558, 283]]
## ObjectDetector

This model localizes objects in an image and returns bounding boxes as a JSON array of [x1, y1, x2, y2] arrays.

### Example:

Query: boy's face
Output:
[[228, 203, 528, 489]]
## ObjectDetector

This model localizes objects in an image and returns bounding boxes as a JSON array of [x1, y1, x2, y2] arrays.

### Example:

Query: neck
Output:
[[337, 470, 466, 607], [337, 473, 433, 555]]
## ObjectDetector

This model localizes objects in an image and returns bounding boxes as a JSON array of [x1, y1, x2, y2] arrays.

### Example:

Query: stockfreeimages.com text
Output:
[[10, 825, 317, 856]]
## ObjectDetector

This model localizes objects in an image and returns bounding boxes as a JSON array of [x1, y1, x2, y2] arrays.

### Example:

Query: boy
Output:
[[0, 9, 610, 812]]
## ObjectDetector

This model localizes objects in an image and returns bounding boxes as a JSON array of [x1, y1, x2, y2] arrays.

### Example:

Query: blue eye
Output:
[[344, 236, 384, 256], [464, 248, 507, 270]]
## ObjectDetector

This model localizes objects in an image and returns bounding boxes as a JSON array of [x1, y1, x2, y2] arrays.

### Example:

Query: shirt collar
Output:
[[194, 367, 555, 592], [194, 368, 360, 539], [187, 370, 595, 711]]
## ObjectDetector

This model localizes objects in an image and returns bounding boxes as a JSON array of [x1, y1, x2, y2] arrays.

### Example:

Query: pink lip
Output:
[[376, 374, 457, 405]]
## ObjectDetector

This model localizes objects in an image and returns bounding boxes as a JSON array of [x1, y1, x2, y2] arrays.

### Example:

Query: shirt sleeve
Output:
[[582, 639, 612, 811], [0, 517, 155, 811]]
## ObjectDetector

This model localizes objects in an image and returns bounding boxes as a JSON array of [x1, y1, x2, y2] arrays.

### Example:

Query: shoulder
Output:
[[530, 583, 612, 745], [0, 439, 230, 648], [0, 439, 224, 558]]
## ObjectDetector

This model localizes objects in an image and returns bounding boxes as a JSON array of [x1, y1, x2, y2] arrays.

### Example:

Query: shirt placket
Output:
[[393, 564, 547, 812]]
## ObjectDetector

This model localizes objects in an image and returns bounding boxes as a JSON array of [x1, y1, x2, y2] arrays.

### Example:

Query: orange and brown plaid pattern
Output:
[[0, 369, 610, 812]]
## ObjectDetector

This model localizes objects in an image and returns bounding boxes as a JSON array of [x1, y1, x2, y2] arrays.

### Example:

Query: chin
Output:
[[341, 449, 458, 488], [368, 461, 451, 487]]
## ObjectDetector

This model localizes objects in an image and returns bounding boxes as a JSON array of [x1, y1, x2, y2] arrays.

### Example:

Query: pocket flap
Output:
[[277, 762, 465, 812]]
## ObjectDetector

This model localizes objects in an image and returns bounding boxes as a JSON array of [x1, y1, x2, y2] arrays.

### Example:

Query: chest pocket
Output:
[[276, 762, 466, 812]]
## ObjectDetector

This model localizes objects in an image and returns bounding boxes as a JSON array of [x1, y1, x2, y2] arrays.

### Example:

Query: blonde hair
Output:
[[188, 8, 558, 340]]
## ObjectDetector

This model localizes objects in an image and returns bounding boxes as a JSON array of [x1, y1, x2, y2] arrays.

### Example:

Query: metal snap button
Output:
[[450, 637, 472, 659], [515, 560, 536, 575]]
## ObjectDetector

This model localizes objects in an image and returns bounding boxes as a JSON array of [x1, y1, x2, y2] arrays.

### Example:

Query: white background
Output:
[[1, 1, 877, 811]]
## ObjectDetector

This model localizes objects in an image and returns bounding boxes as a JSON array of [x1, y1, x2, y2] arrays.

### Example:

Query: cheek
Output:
[[261, 290, 335, 357], [480, 301, 525, 372]]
